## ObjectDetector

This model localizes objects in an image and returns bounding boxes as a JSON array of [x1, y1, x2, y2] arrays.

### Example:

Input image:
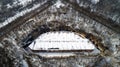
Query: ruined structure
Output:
[[0, 0, 120, 67]]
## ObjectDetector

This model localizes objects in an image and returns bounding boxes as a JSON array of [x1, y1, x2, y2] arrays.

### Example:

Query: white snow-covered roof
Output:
[[29, 31, 95, 51]]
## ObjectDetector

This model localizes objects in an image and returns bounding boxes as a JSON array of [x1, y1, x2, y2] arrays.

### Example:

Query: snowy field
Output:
[[29, 31, 95, 50]]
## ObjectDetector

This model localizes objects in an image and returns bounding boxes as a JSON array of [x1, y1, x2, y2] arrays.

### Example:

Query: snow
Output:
[[46, 14, 55, 22], [0, 0, 47, 28], [54, 0, 65, 8], [22, 60, 28, 67], [0, 4, 41, 28], [0, 43, 3, 48], [18, 0, 32, 6], [91, 0, 100, 4], [0, 4, 1, 11], [29, 31, 95, 50], [6, 0, 33, 8], [37, 52, 75, 58], [111, 38, 120, 45], [105, 57, 111, 62], [91, 48, 100, 54], [6, 4, 12, 8]]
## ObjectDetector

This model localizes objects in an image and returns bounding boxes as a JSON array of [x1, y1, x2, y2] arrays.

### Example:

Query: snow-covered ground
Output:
[[0, 4, 40, 28], [17, 0, 32, 6], [37, 52, 75, 58], [7, 0, 33, 8], [0, 0, 47, 28], [54, 0, 65, 8], [91, 0, 100, 4], [29, 31, 95, 50], [0, 4, 1, 10]]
